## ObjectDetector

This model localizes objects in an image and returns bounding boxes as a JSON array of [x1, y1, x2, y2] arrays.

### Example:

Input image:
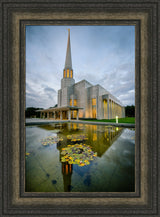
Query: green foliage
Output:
[[49, 104, 57, 108], [84, 117, 135, 124], [104, 117, 135, 123], [41, 136, 63, 146], [67, 134, 88, 142], [125, 105, 135, 117], [25, 107, 43, 118]]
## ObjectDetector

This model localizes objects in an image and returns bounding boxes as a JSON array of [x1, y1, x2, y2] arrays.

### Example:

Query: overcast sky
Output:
[[26, 25, 135, 109]]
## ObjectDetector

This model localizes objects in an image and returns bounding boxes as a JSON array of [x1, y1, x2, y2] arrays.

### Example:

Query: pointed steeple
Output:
[[64, 29, 72, 69], [61, 29, 75, 89]]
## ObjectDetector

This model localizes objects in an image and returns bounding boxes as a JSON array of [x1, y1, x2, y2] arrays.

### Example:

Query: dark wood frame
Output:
[[0, 0, 159, 216]]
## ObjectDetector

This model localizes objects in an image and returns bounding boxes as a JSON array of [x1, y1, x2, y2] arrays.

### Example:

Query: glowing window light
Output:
[[104, 100, 107, 118], [70, 70, 73, 78], [74, 99, 77, 106], [70, 99, 72, 106], [92, 99, 96, 118], [67, 69, 69, 77], [92, 98, 96, 106]]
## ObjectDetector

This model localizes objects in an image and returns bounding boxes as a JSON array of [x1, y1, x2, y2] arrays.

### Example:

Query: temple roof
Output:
[[37, 106, 84, 112], [64, 29, 72, 70]]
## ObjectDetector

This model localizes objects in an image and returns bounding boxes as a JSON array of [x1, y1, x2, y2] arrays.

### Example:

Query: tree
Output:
[[49, 104, 57, 108], [25, 107, 43, 118], [125, 105, 135, 117]]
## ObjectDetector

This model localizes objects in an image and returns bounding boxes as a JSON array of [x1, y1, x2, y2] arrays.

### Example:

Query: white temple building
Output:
[[40, 29, 125, 120]]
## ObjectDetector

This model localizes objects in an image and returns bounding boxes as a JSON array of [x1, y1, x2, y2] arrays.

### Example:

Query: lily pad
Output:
[[60, 143, 97, 167], [41, 136, 63, 146], [67, 134, 88, 142]]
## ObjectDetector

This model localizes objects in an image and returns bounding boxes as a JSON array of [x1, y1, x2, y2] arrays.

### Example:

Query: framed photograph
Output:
[[0, 0, 159, 216], [25, 25, 135, 194]]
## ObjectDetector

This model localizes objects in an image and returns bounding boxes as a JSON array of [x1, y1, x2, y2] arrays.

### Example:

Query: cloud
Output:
[[94, 62, 135, 105], [26, 82, 57, 108], [26, 25, 135, 108], [43, 87, 57, 100], [44, 87, 56, 93]]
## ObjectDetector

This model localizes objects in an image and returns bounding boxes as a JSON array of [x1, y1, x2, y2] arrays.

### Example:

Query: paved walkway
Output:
[[26, 118, 135, 128]]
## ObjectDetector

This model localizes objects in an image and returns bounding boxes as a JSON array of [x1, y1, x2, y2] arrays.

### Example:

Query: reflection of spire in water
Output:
[[62, 162, 73, 192], [62, 162, 72, 175], [55, 123, 124, 191], [57, 143, 73, 192]]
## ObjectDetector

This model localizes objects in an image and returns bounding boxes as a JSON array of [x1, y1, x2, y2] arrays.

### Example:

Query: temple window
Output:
[[63, 70, 66, 78], [103, 100, 107, 119], [70, 99, 72, 106], [92, 98, 96, 118], [67, 69, 69, 78], [73, 111, 77, 118], [92, 98, 96, 106], [74, 99, 77, 106], [70, 70, 73, 78]]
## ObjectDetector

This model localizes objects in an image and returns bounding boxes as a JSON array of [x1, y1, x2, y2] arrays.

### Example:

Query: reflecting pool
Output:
[[25, 123, 135, 192]]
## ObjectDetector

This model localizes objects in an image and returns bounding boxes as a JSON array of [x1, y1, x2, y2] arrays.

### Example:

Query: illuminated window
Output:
[[70, 99, 72, 106], [109, 100, 112, 115], [92, 98, 96, 106], [104, 100, 108, 119], [74, 99, 77, 106], [73, 111, 77, 118], [67, 69, 69, 78], [63, 70, 66, 77], [70, 70, 73, 78], [92, 98, 96, 118]]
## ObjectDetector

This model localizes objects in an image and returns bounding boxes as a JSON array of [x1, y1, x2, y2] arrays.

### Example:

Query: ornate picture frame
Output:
[[0, 0, 159, 216]]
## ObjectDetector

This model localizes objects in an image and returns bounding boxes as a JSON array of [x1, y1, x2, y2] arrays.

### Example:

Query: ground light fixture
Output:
[[116, 116, 118, 123]]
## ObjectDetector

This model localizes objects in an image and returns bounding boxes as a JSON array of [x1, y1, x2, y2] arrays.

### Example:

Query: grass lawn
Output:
[[83, 117, 135, 124]]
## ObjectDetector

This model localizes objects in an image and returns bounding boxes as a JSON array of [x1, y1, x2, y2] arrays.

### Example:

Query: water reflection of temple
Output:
[[55, 123, 124, 191], [38, 123, 84, 135], [86, 125, 124, 157], [61, 163, 73, 192], [38, 123, 124, 191]]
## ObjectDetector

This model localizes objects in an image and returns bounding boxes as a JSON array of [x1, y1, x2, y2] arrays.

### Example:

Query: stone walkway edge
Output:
[[25, 119, 135, 128]]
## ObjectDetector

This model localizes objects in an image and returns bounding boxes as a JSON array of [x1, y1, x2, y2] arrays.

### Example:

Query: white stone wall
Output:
[[58, 78, 125, 119], [85, 85, 99, 118], [61, 78, 75, 89], [61, 87, 69, 107], [74, 80, 88, 118], [58, 89, 61, 107]]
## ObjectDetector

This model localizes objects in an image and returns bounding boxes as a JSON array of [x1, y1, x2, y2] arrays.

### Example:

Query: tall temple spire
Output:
[[64, 29, 72, 69], [61, 29, 75, 89]]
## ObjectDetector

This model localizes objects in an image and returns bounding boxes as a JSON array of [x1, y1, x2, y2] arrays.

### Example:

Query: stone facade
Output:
[[57, 29, 125, 119], [40, 29, 125, 120]]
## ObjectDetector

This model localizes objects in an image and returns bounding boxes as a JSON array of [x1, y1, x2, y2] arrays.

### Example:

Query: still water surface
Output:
[[25, 123, 135, 192]]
